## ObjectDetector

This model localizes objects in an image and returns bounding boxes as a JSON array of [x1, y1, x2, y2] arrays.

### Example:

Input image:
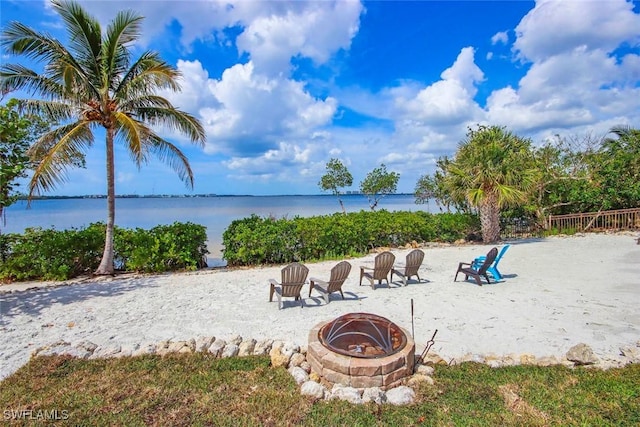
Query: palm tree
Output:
[[0, 0, 206, 274], [441, 125, 536, 243]]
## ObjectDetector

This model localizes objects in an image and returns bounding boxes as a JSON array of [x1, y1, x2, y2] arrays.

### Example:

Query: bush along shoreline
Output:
[[0, 222, 208, 282], [223, 211, 480, 266], [0, 211, 479, 282]]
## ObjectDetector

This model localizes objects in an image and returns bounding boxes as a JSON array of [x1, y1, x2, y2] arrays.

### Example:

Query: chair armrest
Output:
[[360, 266, 374, 271], [268, 279, 280, 286], [458, 262, 472, 269], [309, 277, 328, 286]]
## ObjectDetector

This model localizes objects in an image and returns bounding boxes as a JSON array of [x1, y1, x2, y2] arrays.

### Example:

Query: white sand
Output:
[[1, 233, 639, 380]]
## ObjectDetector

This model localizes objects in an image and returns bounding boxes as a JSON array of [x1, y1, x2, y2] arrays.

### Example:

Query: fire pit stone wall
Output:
[[307, 320, 416, 390]]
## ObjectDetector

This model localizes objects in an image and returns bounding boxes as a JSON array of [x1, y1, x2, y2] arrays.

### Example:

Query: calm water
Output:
[[4, 194, 436, 266]]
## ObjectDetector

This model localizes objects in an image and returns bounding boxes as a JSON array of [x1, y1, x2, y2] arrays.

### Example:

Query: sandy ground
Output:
[[1, 233, 639, 380]]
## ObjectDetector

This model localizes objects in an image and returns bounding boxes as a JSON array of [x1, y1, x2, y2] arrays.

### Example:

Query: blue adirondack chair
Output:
[[472, 244, 510, 280]]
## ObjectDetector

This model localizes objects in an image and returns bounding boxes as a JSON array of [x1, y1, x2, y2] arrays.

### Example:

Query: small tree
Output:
[[0, 99, 53, 231], [318, 158, 353, 213], [359, 163, 400, 211]]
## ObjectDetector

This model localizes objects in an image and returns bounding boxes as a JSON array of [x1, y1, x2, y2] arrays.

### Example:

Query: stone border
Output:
[[30, 337, 640, 406]]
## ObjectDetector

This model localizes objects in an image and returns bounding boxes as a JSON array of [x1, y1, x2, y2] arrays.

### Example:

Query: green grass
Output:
[[1, 354, 639, 426]]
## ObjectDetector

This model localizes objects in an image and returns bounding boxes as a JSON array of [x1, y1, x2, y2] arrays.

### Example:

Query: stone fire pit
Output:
[[307, 313, 415, 390]]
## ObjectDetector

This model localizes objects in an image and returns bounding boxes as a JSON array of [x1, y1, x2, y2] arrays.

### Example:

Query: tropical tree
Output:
[[526, 134, 595, 223], [439, 125, 536, 243], [318, 158, 353, 213], [595, 125, 640, 210], [359, 163, 400, 211], [0, 0, 206, 274], [0, 99, 31, 229]]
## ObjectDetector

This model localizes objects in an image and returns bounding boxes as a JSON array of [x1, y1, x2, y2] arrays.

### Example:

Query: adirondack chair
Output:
[[359, 251, 395, 290], [269, 262, 309, 309], [391, 249, 425, 286], [308, 261, 352, 304], [454, 247, 498, 286], [472, 244, 510, 280]]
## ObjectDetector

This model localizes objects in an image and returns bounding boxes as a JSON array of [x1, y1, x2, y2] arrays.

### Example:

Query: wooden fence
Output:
[[547, 207, 640, 233]]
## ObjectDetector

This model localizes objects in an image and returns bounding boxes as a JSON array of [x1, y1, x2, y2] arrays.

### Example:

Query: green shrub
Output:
[[223, 210, 479, 266], [116, 222, 209, 273], [0, 222, 208, 282]]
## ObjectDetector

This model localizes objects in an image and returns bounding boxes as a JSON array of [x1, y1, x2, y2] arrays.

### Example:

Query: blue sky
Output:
[[2, 0, 640, 196]]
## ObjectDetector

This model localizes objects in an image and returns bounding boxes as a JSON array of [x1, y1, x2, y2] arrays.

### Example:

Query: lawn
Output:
[[1, 354, 638, 426]]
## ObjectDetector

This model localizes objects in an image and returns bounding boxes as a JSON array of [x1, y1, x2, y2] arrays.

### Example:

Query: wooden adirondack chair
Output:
[[308, 261, 352, 304], [454, 247, 498, 286], [359, 251, 395, 290], [391, 249, 425, 286], [269, 262, 309, 309]]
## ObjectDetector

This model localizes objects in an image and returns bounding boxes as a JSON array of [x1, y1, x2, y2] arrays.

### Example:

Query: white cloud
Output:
[[236, 0, 363, 75], [486, 0, 640, 136], [223, 141, 312, 182], [491, 31, 509, 45], [400, 47, 485, 125], [162, 60, 337, 158], [514, 0, 640, 62]]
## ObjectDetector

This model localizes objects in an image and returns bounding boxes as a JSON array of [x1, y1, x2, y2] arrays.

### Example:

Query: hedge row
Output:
[[0, 222, 208, 282], [222, 210, 480, 266]]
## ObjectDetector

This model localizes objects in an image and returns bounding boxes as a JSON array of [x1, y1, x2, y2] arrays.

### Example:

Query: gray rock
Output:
[[288, 366, 309, 385], [566, 343, 599, 365], [299, 361, 312, 374], [195, 336, 215, 352], [208, 339, 227, 357], [281, 341, 300, 358], [300, 381, 326, 400], [229, 335, 243, 346], [91, 345, 122, 359], [238, 339, 257, 356], [132, 343, 157, 357], [620, 345, 640, 363], [415, 364, 434, 376], [114, 344, 138, 358], [168, 340, 195, 354], [385, 386, 415, 405], [362, 387, 386, 404], [329, 385, 363, 405], [253, 339, 273, 356], [221, 343, 239, 358], [155, 340, 172, 356], [289, 352, 306, 368], [75, 341, 98, 354]]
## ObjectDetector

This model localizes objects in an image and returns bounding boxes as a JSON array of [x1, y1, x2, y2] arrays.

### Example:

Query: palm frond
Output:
[[28, 121, 94, 196], [117, 51, 181, 95], [136, 106, 206, 145], [103, 9, 143, 87], [0, 21, 64, 63], [113, 111, 150, 167], [52, 0, 102, 83], [120, 95, 174, 110], [18, 99, 75, 123], [146, 133, 195, 188]]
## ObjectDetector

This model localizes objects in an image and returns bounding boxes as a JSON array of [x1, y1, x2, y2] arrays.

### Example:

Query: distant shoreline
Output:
[[18, 192, 412, 200]]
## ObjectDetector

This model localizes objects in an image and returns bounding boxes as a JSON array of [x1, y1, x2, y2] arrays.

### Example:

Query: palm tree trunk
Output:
[[95, 127, 116, 275], [479, 192, 501, 243]]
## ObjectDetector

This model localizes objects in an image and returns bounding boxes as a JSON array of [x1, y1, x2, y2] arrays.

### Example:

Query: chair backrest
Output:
[[404, 249, 425, 276], [477, 247, 499, 274], [373, 252, 395, 280], [494, 245, 510, 265], [281, 262, 309, 286], [328, 261, 352, 286]]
